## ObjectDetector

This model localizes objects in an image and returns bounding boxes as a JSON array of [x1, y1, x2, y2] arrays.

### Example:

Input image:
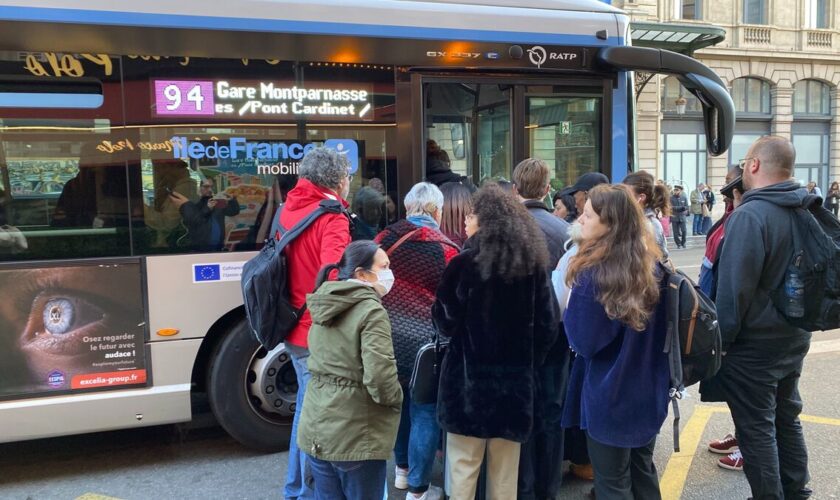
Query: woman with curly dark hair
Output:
[[562, 184, 669, 499], [432, 185, 559, 499]]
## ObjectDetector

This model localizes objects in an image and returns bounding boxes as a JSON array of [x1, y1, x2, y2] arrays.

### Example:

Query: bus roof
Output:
[[0, 1, 627, 46], [394, 0, 623, 14]]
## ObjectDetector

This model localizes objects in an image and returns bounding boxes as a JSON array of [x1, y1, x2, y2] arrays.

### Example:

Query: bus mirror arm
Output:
[[677, 73, 735, 157], [596, 46, 735, 157]]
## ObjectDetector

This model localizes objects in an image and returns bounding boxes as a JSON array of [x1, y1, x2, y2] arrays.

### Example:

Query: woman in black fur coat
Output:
[[432, 185, 559, 500]]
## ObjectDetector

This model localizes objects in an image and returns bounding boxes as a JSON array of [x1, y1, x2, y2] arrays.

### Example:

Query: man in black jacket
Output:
[[670, 185, 689, 248], [170, 179, 240, 252], [704, 136, 812, 499], [512, 158, 570, 500]]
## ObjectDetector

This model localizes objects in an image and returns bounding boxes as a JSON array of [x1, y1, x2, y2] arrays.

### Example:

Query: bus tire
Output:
[[207, 318, 295, 452]]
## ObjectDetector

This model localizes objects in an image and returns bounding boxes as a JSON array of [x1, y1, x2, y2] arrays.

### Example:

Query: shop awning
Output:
[[630, 21, 726, 56]]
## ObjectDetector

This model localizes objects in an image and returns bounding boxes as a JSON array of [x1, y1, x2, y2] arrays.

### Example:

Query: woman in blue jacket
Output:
[[562, 184, 670, 500]]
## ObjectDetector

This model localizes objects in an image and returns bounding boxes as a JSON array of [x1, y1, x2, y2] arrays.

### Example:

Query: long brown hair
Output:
[[439, 182, 473, 245], [566, 184, 661, 330], [623, 171, 671, 217], [472, 185, 548, 281]]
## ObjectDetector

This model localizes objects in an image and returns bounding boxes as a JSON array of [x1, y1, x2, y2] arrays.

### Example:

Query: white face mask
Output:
[[373, 269, 395, 296]]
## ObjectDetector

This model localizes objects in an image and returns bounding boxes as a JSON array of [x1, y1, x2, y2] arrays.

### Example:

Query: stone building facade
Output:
[[616, 0, 840, 194]]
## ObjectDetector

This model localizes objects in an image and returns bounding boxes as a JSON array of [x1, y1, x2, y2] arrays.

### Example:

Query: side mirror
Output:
[[596, 46, 735, 157], [677, 73, 734, 156]]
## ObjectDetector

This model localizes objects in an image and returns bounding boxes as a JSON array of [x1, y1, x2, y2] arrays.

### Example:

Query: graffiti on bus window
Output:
[[22, 53, 288, 78]]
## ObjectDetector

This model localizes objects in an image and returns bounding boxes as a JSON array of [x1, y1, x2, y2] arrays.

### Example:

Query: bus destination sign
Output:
[[153, 79, 373, 120]]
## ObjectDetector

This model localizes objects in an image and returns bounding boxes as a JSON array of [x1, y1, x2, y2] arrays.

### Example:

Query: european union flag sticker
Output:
[[193, 264, 221, 282], [325, 139, 359, 175]]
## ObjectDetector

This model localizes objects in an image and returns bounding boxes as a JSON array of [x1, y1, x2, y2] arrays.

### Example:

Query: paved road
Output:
[[1, 236, 839, 499]]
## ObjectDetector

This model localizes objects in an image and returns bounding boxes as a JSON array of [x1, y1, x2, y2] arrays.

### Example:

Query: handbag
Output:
[[409, 332, 447, 405]]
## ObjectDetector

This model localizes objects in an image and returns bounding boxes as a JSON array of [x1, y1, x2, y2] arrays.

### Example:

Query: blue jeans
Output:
[[692, 214, 704, 234], [393, 385, 440, 494], [307, 456, 387, 500], [285, 344, 314, 500]]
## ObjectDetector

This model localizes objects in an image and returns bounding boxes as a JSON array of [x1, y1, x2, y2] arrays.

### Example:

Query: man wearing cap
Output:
[[564, 172, 611, 216], [670, 185, 689, 249]]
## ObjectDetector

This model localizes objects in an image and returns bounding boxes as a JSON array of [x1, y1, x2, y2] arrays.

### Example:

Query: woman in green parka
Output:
[[298, 239, 403, 500]]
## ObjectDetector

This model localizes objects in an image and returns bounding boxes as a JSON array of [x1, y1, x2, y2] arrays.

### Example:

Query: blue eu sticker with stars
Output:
[[194, 264, 221, 282]]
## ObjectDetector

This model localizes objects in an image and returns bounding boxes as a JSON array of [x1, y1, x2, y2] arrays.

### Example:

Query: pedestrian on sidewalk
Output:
[[698, 165, 746, 471], [513, 159, 571, 500], [690, 183, 705, 235], [280, 147, 353, 500], [806, 181, 822, 198], [824, 181, 839, 217], [700, 136, 813, 499], [562, 184, 669, 500], [670, 185, 690, 249], [375, 182, 459, 500], [298, 240, 403, 500], [701, 184, 716, 234], [623, 171, 671, 257], [433, 185, 559, 500]]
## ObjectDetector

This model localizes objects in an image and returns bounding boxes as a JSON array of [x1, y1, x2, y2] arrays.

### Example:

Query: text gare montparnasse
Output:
[[215, 81, 372, 118]]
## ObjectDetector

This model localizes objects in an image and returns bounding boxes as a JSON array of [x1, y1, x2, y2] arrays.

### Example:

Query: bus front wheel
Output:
[[207, 319, 297, 451]]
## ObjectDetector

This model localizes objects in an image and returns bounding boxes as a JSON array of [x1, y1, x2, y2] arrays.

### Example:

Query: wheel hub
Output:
[[247, 343, 297, 423]]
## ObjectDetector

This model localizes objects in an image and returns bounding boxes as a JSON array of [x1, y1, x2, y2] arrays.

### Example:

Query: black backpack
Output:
[[241, 199, 347, 351], [660, 263, 722, 452], [773, 194, 840, 332]]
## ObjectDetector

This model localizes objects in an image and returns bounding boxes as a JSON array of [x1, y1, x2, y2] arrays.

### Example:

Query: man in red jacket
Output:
[[282, 147, 352, 500]]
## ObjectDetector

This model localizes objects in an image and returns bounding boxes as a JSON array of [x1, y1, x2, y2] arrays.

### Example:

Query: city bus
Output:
[[0, 0, 733, 451]]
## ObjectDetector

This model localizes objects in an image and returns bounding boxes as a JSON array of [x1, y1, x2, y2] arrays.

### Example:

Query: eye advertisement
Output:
[[0, 261, 147, 400]]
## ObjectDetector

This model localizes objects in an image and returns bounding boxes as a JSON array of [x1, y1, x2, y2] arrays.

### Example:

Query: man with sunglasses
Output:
[[702, 136, 813, 500]]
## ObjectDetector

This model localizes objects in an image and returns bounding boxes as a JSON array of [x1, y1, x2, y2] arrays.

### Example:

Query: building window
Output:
[[792, 133, 830, 190], [661, 76, 703, 113], [806, 0, 830, 29], [729, 134, 763, 164], [676, 0, 702, 20], [744, 0, 768, 24], [794, 80, 831, 115], [731, 77, 771, 114], [660, 133, 707, 192]]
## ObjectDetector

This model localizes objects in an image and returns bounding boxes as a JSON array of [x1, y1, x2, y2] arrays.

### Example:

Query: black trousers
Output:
[[586, 435, 661, 500], [518, 334, 571, 500], [672, 218, 687, 247], [714, 338, 812, 500]]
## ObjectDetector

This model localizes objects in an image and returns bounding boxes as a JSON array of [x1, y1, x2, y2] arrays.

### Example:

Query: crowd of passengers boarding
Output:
[[271, 136, 815, 500]]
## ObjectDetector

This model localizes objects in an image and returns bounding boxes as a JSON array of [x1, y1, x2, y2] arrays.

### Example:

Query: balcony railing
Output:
[[743, 26, 771, 45], [806, 30, 832, 48]]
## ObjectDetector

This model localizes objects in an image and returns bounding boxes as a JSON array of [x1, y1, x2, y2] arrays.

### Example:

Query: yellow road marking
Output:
[[75, 494, 125, 500], [659, 405, 716, 500], [799, 414, 840, 426], [701, 404, 840, 426], [659, 404, 840, 499]]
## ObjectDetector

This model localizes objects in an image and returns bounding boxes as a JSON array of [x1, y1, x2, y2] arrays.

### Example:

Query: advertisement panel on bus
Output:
[[0, 261, 148, 400]]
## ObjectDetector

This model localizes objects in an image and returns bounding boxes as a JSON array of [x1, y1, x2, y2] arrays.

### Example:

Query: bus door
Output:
[[412, 75, 612, 194]]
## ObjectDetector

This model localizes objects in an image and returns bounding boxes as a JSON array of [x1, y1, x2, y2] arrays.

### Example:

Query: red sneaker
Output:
[[708, 433, 739, 454], [718, 450, 744, 471]]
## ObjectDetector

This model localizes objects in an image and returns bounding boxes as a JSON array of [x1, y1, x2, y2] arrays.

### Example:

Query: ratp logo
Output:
[[527, 46, 547, 68]]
